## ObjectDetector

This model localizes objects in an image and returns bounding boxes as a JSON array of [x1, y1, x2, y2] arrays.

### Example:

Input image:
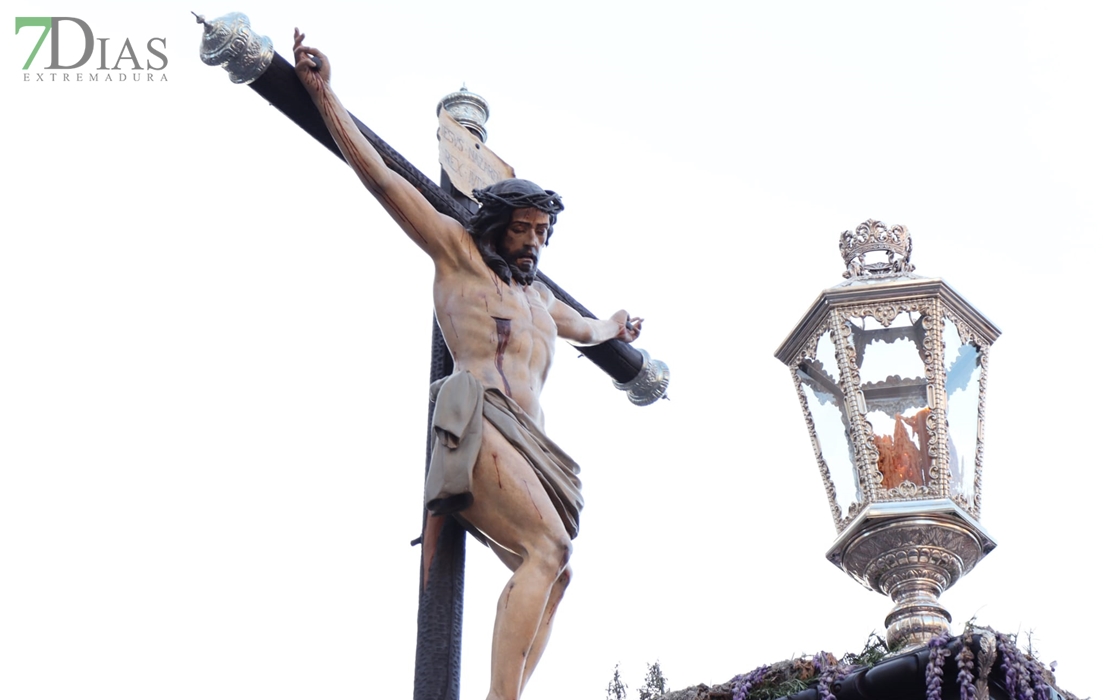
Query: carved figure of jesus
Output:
[[294, 30, 642, 700]]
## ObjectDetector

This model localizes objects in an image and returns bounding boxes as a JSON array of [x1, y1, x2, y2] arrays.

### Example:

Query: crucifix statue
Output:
[[197, 13, 668, 700]]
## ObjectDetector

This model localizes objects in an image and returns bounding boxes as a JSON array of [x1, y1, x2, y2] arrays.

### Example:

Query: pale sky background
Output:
[[3, 2, 1106, 699]]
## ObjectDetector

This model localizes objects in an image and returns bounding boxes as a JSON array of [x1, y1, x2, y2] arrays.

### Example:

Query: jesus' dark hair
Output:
[[468, 178, 565, 286]]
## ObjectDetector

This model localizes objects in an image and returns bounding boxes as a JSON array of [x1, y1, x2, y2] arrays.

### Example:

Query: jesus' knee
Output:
[[528, 535, 572, 584]]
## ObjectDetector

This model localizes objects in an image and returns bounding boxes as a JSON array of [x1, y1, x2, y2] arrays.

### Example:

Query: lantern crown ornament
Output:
[[775, 220, 1000, 651], [840, 219, 915, 279]]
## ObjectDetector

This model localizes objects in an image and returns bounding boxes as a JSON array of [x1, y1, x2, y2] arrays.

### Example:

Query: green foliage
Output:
[[606, 665, 627, 700], [841, 632, 892, 668], [637, 661, 668, 700], [746, 677, 808, 700]]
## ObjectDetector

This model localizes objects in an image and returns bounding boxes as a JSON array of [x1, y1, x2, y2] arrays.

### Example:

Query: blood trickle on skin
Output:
[[546, 576, 567, 623], [494, 317, 513, 398], [523, 481, 543, 520]]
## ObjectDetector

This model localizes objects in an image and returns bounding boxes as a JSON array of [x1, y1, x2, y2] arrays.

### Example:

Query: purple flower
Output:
[[814, 653, 840, 700], [957, 640, 975, 700], [1024, 657, 1049, 700], [995, 632, 1058, 700], [997, 634, 1021, 698], [925, 634, 952, 700], [729, 665, 770, 700]]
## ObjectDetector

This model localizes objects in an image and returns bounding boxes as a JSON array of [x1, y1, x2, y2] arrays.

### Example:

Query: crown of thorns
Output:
[[473, 179, 564, 220]]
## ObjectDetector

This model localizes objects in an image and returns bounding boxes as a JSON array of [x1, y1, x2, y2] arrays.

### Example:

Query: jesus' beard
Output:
[[506, 260, 537, 286], [500, 248, 538, 286]]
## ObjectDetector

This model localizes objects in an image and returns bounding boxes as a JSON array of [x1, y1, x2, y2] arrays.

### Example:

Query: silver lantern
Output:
[[774, 220, 1000, 650]]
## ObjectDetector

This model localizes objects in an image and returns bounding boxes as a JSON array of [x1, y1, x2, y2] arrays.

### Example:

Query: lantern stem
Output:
[[884, 570, 952, 648]]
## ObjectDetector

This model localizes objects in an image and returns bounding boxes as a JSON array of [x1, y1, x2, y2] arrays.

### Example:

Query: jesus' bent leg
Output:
[[459, 420, 573, 700]]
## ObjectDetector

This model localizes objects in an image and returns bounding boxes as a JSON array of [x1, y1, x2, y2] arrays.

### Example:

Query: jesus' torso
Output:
[[432, 257, 557, 427]]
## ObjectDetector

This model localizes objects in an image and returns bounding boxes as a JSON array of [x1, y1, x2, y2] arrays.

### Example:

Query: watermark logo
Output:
[[16, 17, 168, 82]]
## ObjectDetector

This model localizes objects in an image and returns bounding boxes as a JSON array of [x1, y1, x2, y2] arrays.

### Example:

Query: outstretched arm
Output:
[[293, 29, 466, 259], [549, 298, 643, 346]]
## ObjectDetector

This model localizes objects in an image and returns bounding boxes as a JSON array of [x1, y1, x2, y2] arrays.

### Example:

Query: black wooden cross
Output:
[[199, 16, 664, 699]]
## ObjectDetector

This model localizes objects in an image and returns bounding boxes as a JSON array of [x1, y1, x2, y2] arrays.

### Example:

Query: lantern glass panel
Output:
[[943, 320, 982, 502], [795, 329, 859, 518], [847, 311, 932, 493]]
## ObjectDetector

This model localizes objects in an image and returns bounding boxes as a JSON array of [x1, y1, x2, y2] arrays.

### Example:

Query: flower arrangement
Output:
[[621, 625, 1082, 700]]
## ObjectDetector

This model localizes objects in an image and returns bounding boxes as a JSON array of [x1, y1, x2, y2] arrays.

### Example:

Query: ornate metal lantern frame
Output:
[[775, 220, 1001, 649]]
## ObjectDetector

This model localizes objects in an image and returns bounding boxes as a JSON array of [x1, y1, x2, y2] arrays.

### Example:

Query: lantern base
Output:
[[826, 502, 996, 650]]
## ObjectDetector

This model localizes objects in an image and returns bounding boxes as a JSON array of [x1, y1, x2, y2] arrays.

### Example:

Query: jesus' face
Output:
[[498, 208, 550, 284]]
